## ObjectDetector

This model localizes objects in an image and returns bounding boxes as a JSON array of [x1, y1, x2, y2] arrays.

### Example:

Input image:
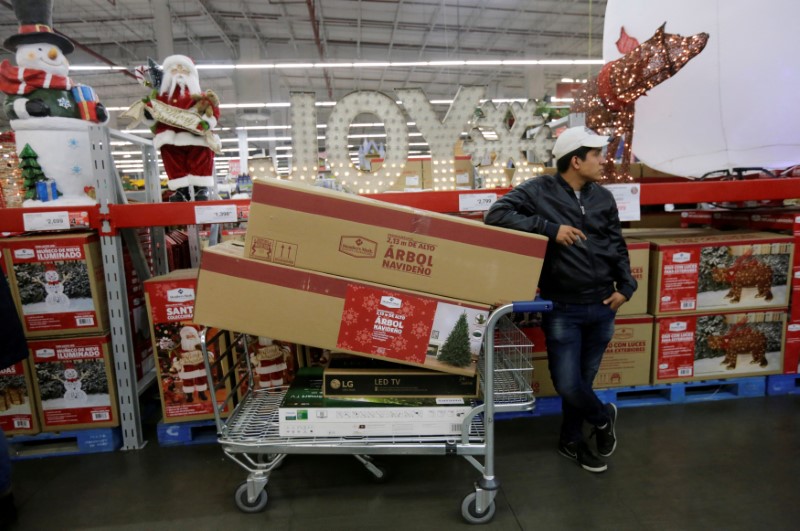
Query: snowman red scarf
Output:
[[0, 59, 74, 96]]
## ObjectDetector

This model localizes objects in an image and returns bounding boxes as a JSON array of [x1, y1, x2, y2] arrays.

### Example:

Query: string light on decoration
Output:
[[463, 100, 548, 188], [0, 131, 24, 208], [572, 23, 709, 182]]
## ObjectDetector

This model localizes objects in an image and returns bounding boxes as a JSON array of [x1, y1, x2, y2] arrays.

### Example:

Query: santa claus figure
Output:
[[0, 0, 108, 123], [251, 337, 289, 389], [172, 326, 209, 403], [139, 55, 221, 202]]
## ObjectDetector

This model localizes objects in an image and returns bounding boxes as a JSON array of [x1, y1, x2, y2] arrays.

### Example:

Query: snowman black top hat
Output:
[[3, 0, 75, 54]]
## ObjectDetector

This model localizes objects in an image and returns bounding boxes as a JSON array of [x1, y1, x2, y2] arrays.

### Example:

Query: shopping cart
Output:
[[200, 299, 551, 524]]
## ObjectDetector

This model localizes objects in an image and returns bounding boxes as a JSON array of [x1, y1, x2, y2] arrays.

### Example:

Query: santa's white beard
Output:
[[161, 72, 201, 97]]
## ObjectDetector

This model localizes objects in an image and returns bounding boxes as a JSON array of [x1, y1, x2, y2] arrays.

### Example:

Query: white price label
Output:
[[603, 184, 641, 222], [458, 193, 497, 212], [194, 204, 237, 224], [23, 211, 70, 231]]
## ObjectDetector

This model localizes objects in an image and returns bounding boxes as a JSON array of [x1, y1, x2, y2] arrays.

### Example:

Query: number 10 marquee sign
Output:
[[260, 86, 554, 193]]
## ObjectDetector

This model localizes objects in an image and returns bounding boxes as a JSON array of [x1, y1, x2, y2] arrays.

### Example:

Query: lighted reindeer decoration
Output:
[[711, 250, 774, 303], [706, 319, 768, 370], [572, 24, 709, 181]]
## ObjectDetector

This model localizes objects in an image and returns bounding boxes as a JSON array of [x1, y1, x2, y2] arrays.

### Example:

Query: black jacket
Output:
[[485, 173, 637, 304], [1, 272, 28, 371]]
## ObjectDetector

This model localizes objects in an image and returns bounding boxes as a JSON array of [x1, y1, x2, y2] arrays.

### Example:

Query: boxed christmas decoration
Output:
[[781, 321, 799, 374], [29, 334, 119, 431], [279, 368, 474, 437], [243, 178, 547, 305], [527, 316, 653, 397], [144, 269, 231, 423], [652, 310, 786, 384], [617, 238, 650, 316], [323, 353, 479, 398], [0, 360, 39, 436], [194, 241, 490, 377], [235, 336, 299, 402], [2, 232, 109, 337], [642, 231, 794, 315]]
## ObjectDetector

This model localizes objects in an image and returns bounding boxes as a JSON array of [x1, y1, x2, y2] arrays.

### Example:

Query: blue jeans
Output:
[[542, 302, 616, 444], [0, 427, 10, 494]]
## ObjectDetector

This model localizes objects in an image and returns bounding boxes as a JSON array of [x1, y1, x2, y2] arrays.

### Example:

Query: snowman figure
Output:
[[25, 263, 71, 310], [250, 337, 289, 389], [60, 364, 87, 403], [0, 0, 109, 206]]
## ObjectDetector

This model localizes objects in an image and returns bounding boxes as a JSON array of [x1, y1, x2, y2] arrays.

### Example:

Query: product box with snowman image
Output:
[[2, 232, 109, 338], [28, 334, 119, 431], [0, 360, 40, 436], [144, 269, 232, 423]]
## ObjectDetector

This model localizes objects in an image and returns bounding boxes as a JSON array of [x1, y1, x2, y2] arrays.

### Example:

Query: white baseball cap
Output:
[[552, 126, 610, 160]]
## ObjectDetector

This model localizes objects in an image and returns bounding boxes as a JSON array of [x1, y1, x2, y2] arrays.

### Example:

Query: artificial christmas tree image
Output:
[[18, 143, 51, 201], [437, 313, 473, 368]]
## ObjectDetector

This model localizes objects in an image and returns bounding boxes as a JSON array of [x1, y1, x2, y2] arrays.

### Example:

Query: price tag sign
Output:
[[23, 211, 70, 231], [604, 184, 641, 222], [459, 193, 498, 212], [194, 204, 237, 224]]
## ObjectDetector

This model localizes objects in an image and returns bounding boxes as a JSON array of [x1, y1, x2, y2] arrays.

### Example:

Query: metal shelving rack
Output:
[[1, 124, 799, 451]]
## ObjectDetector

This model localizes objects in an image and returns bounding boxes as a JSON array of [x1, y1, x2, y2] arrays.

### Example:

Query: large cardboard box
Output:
[[29, 334, 119, 431], [195, 241, 490, 377], [279, 368, 474, 437], [3, 232, 109, 337], [528, 316, 654, 397], [643, 231, 794, 315], [0, 360, 39, 436], [618, 238, 649, 316], [144, 269, 231, 423], [652, 310, 786, 384], [784, 320, 800, 374], [243, 178, 547, 305]]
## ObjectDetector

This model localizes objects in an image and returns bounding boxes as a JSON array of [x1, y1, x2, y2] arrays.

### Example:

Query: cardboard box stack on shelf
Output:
[[679, 209, 800, 374], [195, 178, 548, 436], [1, 232, 119, 433], [637, 230, 794, 383], [143, 268, 233, 424]]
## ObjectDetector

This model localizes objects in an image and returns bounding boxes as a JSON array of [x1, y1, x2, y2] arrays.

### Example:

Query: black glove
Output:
[[26, 99, 50, 117], [95, 103, 109, 123], [143, 109, 154, 121]]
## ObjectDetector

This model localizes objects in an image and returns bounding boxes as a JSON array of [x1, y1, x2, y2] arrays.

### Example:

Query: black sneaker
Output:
[[558, 441, 607, 473], [593, 403, 618, 457]]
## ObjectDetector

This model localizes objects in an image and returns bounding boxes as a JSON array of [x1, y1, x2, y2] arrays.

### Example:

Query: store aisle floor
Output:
[[7, 394, 799, 531]]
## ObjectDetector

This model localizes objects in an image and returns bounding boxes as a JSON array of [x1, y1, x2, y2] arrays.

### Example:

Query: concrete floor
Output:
[[7, 394, 800, 530]]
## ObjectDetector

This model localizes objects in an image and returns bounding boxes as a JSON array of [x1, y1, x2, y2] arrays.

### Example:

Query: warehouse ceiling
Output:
[[0, 0, 607, 170]]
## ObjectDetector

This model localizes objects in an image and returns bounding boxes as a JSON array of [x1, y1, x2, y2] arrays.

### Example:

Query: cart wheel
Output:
[[234, 482, 268, 513], [461, 492, 496, 524], [368, 464, 390, 484]]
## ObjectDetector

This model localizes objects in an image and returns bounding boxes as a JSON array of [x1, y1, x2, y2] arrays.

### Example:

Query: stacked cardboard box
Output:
[[2, 232, 119, 432], [638, 230, 794, 383]]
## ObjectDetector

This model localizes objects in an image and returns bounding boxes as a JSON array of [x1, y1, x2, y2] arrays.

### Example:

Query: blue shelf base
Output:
[[766, 374, 800, 396], [520, 376, 768, 418], [156, 419, 219, 446], [8, 427, 122, 460]]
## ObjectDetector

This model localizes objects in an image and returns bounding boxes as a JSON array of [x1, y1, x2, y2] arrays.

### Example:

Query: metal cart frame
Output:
[[200, 300, 551, 524]]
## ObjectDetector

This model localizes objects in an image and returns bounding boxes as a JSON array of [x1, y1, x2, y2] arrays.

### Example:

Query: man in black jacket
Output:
[[485, 126, 637, 473]]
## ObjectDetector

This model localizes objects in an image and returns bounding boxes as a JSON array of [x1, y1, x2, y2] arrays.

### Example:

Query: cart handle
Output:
[[512, 299, 553, 313]]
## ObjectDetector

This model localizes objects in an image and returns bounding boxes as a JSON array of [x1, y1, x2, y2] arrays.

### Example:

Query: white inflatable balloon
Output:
[[603, 0, 800, 177]]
